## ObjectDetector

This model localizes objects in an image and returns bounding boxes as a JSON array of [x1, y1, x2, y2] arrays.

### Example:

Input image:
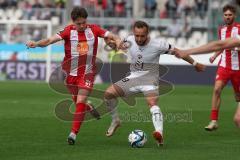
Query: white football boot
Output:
[[106, 118, 121, 137], [67, 132, 76, 145], [205, 120, 218, 131]]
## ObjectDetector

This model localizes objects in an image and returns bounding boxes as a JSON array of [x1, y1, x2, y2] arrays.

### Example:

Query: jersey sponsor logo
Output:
[[77, 41, 89, 55]]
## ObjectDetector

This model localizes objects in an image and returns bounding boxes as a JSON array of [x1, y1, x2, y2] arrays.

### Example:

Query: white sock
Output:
[[150, 105, 163, 134], [104, 98, 119, 121]]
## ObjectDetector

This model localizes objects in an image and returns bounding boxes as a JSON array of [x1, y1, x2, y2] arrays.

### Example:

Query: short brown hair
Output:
[[71, 7, 88, 21], [223, 4, 236, 14], [133, 21, 149, 33]]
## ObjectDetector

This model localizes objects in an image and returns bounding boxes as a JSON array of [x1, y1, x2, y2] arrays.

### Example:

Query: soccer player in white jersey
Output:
[[104, 20, 205, 146], [174, 5, 240, 131]]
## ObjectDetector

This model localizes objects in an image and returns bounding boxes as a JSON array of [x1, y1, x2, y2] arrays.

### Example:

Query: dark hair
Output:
[[71, 7, 88, 21], [223, 4, 236, 14], [133, 21, 149, 33]]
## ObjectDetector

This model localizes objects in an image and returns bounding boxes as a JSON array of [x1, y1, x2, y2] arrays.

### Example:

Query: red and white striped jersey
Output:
[[57, 24, 109, 76], [218, 22, 240, 70]]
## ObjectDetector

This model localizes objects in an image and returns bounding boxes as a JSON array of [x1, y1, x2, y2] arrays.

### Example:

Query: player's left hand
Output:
[[119, 40, 130, 50], [194, 63, 206, 72], [104, 37, 117, 50]]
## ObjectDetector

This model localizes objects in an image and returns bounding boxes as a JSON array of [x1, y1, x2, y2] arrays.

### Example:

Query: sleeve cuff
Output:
[[104, 31, 110, 37], [56, 34, 63, 40]]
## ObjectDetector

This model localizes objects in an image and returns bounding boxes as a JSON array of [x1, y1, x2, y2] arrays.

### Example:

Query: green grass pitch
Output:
[[0, 82, 239, 160]]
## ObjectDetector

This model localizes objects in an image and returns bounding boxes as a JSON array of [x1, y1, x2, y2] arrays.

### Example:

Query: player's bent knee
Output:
[[148, 101, 157, 107], [233, 116, 240, 128], [213, 87, 222, 96], [104, 91, 115, 100], [104, 85, 124, 99]]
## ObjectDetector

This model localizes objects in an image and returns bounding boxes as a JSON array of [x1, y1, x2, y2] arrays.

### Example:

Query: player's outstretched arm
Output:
[[26, 34, 62, 48], [174, 38, 240, 58], [181, 54, 206, 72]]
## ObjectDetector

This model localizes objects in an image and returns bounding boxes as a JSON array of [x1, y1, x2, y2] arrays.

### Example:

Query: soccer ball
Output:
[[128, 130, 147, 148]]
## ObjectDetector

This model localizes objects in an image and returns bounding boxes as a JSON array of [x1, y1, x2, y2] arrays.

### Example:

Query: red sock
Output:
[[71, 95, 91, 112], [210, 109, 219, 120], [72, 95, 91, 112], [71, 103, 86, 134]]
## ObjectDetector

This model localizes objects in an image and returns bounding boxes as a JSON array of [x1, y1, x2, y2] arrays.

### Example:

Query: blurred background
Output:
[[0, 0, 240, 84]]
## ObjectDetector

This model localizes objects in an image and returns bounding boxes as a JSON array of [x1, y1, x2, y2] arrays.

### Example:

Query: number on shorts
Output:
[[122, 78, 129, 82]]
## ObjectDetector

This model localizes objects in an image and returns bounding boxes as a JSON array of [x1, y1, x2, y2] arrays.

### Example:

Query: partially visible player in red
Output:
[[26, 7, 122, 145], [202, 4, 240, 131], [174, 7, 240, 129], [175, 4, 240, 131]]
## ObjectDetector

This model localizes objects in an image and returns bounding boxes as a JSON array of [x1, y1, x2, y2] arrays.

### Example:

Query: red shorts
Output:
[[65, 74, 95, 95], [216, 67, 240, 95]]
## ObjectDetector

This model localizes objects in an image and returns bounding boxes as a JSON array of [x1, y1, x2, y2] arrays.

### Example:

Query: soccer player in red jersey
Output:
[[26, 7, 122, 145], [174, 6, 240, 129], [204, 4, 240, 131]]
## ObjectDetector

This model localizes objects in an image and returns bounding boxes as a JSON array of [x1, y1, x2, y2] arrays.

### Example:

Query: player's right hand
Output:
[[195, 63, 206, 72], [209, 56, 216, 63], [26, 41, 37, 48]]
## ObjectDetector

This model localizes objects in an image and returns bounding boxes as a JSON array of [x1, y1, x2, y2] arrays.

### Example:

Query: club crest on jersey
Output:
[[86, 32, 93, 39], [70, 30, 78, 41], [85, 28, 94, 41], [137, 54, 142, 59]]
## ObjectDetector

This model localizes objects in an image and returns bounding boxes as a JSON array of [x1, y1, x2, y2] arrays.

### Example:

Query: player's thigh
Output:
[[104, 84, 125, 99], [215, 67, 230, 92], [65, 76, 78, 96], [213, 80, 226, 94], [114, 77, 139, 97], [234, 105, 240, 122], [231, 71, 240, 102]]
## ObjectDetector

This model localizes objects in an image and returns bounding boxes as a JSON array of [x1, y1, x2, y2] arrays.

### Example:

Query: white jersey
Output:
[[126, 35, 172, 73], [114, 35, 173, 96]]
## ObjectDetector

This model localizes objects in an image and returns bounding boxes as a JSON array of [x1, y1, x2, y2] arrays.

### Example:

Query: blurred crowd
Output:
[[0, 0, 65, 21], [0, 0, 209, 20], [0, 0, 66, 43], [82, 0, 209, 19]]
